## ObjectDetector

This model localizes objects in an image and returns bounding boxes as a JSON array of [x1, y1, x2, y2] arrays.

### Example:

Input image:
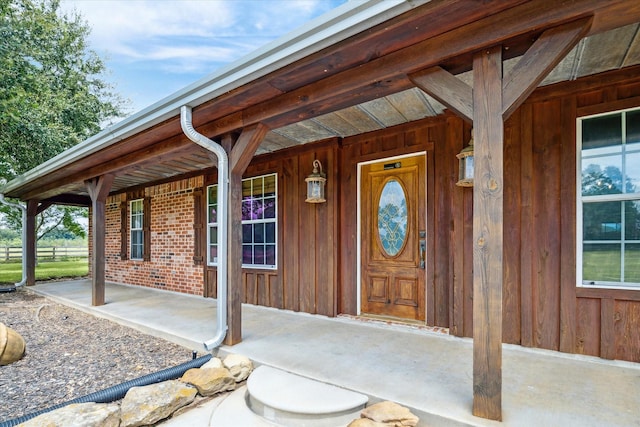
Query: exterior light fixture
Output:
[[456, 130, 474, 187], [305, 159, 326, 203]]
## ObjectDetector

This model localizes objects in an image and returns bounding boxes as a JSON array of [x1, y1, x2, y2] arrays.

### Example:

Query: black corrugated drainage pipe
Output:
[[0, 354, 212, 427]]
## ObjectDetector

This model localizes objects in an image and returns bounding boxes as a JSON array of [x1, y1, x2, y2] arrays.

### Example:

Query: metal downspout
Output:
[[180, 106, 228, 351], [0, 192, 27, 288]]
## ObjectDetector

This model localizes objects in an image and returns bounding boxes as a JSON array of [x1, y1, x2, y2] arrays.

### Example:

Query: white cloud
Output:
[[58, 0, 346, 112], [61, 0, 342, 66]]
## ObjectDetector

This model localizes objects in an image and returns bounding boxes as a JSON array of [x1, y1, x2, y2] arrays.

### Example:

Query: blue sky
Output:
[[60, 0, 348, 114]]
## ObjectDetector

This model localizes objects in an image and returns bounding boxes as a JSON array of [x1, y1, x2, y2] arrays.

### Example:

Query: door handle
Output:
[[419, 231, 426, 269]]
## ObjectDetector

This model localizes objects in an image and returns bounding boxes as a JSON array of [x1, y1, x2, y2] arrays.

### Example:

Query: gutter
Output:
[[180, 106, 228, 351], [3, 0, 426, 198], [0, 192, 27, 288]]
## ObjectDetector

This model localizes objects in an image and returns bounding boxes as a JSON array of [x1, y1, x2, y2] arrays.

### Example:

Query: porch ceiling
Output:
[[111, 22, 640, 194], [5, 0, 640, 204]]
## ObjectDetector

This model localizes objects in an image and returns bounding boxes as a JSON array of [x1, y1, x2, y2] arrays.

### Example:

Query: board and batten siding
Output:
[[337, 66, 640, 362], [204, 139, 341, 317], [501, 66, 640, 361]]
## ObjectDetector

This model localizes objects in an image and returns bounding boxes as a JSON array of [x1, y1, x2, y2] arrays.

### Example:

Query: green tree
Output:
[[0, 0, 126, 239]]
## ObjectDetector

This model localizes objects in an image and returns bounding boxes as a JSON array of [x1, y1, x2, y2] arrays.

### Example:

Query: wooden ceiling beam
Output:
[[267, 0, 528, 92], [199, 0, 638, 140], [41, 194, 91, 207]]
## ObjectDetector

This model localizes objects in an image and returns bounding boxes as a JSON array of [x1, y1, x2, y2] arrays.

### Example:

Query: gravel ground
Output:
[[0, 287, 196, 422]]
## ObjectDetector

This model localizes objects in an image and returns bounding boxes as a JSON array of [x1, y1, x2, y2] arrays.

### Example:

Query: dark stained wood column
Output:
[[472, 45, 504, 421], [25, 200, 39, 286], [410, 17, 591, 421], [224, 123, 269, 345], [85, 174, 115, 306]]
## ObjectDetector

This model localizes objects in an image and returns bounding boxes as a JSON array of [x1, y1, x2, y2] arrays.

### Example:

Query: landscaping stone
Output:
[[19, 402, 120, 427], [180, 366, 236, 396], [200, 356, 223, 369], [347, 418, 389, 427], [120, 380, 197, 427], [358, 401, 420, 427], [223, 353, 253, 382]]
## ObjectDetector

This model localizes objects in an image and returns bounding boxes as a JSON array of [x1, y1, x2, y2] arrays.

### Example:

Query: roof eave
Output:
[[3, 0, 427, 198]]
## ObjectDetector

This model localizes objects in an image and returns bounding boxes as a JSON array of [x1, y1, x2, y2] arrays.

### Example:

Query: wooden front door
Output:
[[361, 154, 426, 321]]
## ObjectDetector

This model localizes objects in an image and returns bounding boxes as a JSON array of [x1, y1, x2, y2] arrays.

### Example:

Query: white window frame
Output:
[[130, 198, 144, 261], [577, 106, 640, 289], [207, 173, 277, 270]]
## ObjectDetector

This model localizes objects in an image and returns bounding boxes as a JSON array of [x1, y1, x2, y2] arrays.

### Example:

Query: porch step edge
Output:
[[247, 365, 368, 426]]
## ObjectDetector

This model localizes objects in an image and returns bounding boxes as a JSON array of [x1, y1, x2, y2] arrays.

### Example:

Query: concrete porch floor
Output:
[[29, 280, 639, 427]]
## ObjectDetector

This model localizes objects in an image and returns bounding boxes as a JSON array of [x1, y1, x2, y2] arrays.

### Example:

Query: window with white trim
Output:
[[578, 107, 640, 288], [207, 173, 277, 269], [130, 199, 144, 260]]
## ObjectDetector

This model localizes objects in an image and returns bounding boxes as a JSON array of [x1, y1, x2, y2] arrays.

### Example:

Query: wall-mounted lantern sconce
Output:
[[456, 130, 474, 187], [305, 159, 327, 203]]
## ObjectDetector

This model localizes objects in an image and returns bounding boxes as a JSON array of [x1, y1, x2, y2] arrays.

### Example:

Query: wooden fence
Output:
[[1, 246, 88, 262]]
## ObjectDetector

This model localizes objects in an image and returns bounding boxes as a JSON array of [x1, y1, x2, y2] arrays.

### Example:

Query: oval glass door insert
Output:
[[377, 179, 408, 256]]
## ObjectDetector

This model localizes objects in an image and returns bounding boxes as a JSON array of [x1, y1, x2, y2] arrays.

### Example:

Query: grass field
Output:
[[582, 249, 640, 284], [0, 259, 88, 284]]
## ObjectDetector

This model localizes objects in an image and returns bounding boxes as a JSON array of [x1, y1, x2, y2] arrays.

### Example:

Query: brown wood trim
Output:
[[576, 95, 640, 117], [449, 116, 465, 336], [426, 145, 436, 326], [576, 287, 640, 302], [192, 188, 204, 265], [120, 201, 128, 260], [526, 65, 640, 104], [143, 196, 151, 262], [559, 95, 578, 353], [343, 116, 448, 147], [502, 112, 522, 345], [519, 103, 534, 348]]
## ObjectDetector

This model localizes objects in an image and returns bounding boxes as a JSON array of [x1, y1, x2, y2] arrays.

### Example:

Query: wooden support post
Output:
[[225, 168, 244, 346], [25, 200, 38, 286], [472, 45, 504, 421], [409, 17, 591, 423], [224, 123, 270, 346], [85, 175, 115, 306]]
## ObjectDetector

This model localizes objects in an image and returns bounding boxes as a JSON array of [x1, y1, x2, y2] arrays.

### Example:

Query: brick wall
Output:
[[92, 176, 205, 295]]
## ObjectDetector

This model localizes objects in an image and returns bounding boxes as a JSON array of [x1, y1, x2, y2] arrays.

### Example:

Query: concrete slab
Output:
[[30, 280, 640, 427], [209, 385, 275, 427]]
